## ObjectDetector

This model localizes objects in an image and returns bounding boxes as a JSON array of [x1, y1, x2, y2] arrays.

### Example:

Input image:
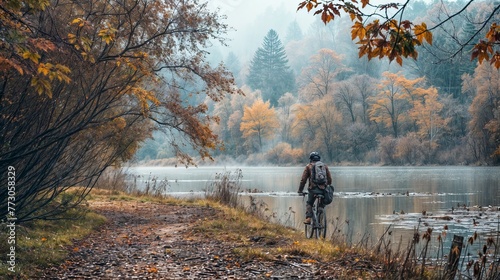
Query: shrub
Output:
[[377, 135, 398, 165], [265, 142, 303, 165]]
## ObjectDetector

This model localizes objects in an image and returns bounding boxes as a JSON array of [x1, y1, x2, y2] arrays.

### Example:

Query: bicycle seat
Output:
[[315, 194, 325, 198]]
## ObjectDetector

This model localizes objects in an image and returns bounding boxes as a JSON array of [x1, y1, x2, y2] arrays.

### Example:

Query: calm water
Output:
[[127, 166, 500, 249]]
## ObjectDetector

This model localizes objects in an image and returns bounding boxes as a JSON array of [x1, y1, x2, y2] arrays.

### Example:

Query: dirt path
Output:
[[40, 200, 378, 279]]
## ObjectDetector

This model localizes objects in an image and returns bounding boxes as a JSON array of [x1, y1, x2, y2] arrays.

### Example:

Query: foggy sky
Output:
[[208, 0, 314, 62]]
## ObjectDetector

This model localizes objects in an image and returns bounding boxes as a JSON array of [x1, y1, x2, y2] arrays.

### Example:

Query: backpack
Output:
[[311, 161, 327, 186], [323, 184, 334, 205]]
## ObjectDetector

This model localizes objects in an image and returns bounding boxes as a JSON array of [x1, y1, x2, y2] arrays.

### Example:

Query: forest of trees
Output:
[[137, 0, 500, 167]]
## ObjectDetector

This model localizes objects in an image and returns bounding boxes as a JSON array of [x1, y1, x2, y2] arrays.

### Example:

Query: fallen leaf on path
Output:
[[147, 266, 158, 273]]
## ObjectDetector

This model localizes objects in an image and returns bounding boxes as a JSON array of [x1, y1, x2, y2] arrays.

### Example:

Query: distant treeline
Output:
[[136, 1, 500, 166]]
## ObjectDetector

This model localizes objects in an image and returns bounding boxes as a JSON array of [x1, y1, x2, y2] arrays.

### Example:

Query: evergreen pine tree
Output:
[[225, 51, 243, 86], [285, 20, 303, 43], [247, 29, 295, 107]]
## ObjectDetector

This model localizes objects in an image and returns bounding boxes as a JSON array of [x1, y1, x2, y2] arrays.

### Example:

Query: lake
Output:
[[126, 166, 500, 251]]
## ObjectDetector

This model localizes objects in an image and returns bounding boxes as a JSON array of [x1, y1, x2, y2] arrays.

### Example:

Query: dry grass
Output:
[[367, 222, 500, 280], [193, 198, 351, 263], [204, 169, 242, 208]]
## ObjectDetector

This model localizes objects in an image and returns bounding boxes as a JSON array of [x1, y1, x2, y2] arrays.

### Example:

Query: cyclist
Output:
[[297, 152, 332, 224]]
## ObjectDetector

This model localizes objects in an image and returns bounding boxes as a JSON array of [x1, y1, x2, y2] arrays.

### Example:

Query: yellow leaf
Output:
[[71, 18, 84, 26], [55, 64, 71, 74], [424, 30, 433, 45], [37, 64, 49, 76], [414, 23, 432, 45], [98, 28, 117, 44], [388, 19, 399, 29], [82, 52, 96, 63], [21, 50, 41, 63], [351, 21, 366, 41], [31, 76, 52, 97], [67, 33, 76, 44]]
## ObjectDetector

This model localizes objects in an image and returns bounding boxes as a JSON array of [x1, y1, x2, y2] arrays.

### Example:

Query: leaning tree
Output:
[[0, 0, 238, 222]]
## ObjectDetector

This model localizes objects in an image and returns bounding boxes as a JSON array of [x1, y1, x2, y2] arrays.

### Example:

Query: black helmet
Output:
[[309, 151, 320, 161]]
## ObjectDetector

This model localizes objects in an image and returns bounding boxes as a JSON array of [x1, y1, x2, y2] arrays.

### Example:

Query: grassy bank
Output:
[[0, 206, 106, 278], [193, 200, 352, 262], [2, 186, 498, 279]]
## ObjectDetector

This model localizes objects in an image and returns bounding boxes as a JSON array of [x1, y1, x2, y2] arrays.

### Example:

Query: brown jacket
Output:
[[298, 162, 332, 192]]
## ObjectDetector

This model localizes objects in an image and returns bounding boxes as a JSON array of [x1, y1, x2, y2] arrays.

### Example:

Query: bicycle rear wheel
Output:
[[317, 208, 327, 239], [305, 221, 314, 239], [312, 197, 322, 239]]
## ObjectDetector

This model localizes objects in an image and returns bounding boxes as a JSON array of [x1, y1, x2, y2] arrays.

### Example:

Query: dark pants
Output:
[[306, 187, 325, 218]]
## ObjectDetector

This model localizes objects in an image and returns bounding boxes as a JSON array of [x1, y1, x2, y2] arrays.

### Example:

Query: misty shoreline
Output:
[[130, 155, 478, 168]]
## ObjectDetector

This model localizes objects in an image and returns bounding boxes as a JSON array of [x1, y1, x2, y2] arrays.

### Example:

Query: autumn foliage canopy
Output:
[[297, 0, 500, 68]]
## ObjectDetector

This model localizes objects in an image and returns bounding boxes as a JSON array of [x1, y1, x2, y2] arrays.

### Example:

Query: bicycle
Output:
[[302, 192, 327, 239]]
